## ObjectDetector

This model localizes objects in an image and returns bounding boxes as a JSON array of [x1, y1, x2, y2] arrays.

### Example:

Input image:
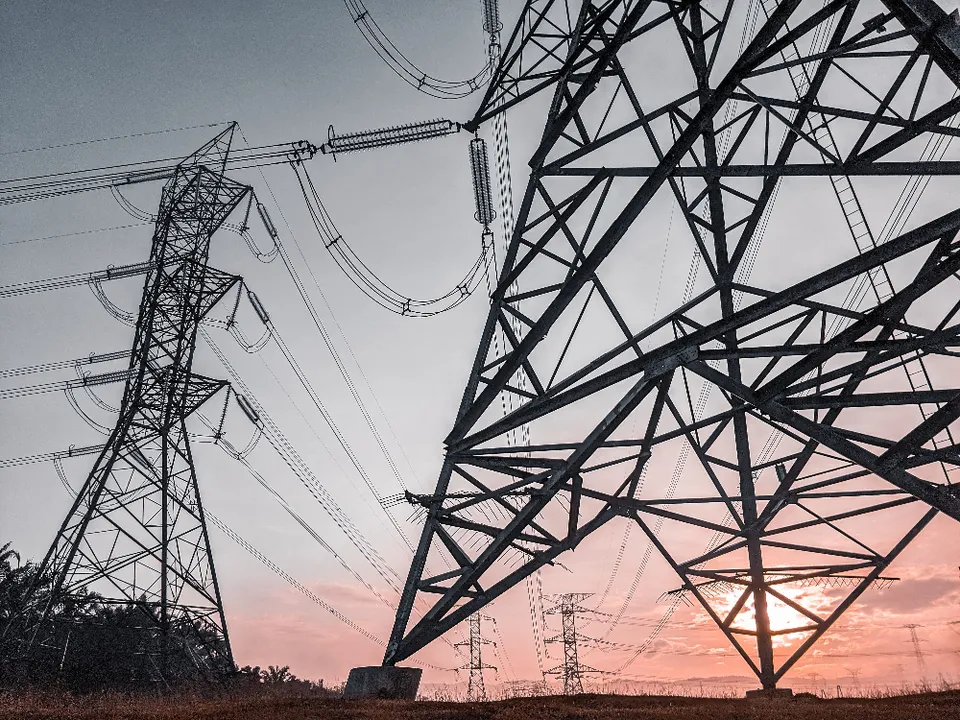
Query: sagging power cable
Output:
[[238, 141, 421, 504], [0, 368, 130, 402], [239, 130, 425, 494], [0, 137, 317, 205], [293, 162, 492, 317], [0, 444, 103, 469], [244, 194, 421, 502], [342, 0, 494, 99], [208, 512, 386, 647]]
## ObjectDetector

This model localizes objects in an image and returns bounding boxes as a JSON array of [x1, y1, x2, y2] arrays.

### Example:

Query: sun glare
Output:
[[710, 583, 833, 647]]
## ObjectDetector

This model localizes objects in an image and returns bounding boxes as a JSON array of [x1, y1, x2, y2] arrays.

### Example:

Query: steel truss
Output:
[[455, 613, 497, 701], [12, 127, 251, 681], [543, 593, 598, 694], [388, 0, 960, 689]]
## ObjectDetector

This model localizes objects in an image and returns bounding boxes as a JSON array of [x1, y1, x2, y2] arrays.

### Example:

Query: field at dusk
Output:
[[4, 690, 960, 720]]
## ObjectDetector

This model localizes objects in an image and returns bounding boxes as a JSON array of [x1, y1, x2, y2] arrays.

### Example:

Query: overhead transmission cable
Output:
[[201, 327, 403, 594], [0, 369, 130, 402], [236, 283, 416, 551], [293, 162, 492, 317], [0, 134, 317, 205], [203, 326, 448, 630], [245, 190, 421, 519], [197, 418, 399, 609], [233, 127, 465, 634], [0, 350, 128, 380], [342, 0, 493, 99], [0, 121, 230, 156], [192, 384, 466, 658], [236, 126, 421, 503], [0, 260, 156, 300], [238, 156, 424, 493], [205, 512, 453, 671], [0, 444, 103, 469], [2, 223, 151, 247], [207, 512, 386, 647], [229, 329, 413, 556]]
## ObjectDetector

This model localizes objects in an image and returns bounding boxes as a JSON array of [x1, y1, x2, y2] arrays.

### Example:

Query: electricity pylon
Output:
[[389, 0, 960, 691], [544, 594, 599, 695], [455, 613, 497, 701], [13, 126, 252, 681], [904, 624, 928, 676]]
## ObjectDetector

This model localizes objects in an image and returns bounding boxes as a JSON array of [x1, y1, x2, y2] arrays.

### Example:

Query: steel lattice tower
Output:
[[389, 0, 960, 690], [544, 594, 598, 695], [455, 613, 497, 701], [14, 126, 250, 681]]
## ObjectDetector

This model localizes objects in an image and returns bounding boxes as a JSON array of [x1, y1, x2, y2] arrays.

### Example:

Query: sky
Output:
[[1, 0, 959, 696]]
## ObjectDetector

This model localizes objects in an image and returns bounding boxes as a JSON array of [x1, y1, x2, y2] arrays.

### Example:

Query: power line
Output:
[[201, 327, 403, 593], [1, 223, 151, 247], [0, 350, 128, 380], [341, 0, 493, 100], [0, 121, 230, 156], [0, 260, 156, 299], [293, 162, 492, 317]]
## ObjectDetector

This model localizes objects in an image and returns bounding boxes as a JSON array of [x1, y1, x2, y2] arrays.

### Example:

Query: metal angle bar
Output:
[[782, 389, 960, 408], [390, 376, 664, 662], [691, 360, 960, 520], [773, 506, 938, 682], [462, 205, 960, 453], [449, 1, 806, 445], [630, 511, 762, 678], [543, 162, 960, 176]]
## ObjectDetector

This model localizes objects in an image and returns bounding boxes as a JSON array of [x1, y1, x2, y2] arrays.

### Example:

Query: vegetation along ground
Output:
[[2, 690, 960, 720]]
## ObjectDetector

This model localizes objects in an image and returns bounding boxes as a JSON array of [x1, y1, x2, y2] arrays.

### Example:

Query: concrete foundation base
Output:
[[745, 688, 793, 700], [343, 665, 422, 700]]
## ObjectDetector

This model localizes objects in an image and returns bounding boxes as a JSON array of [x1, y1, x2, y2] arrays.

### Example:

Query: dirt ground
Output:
[[3, 690, 960, 720]]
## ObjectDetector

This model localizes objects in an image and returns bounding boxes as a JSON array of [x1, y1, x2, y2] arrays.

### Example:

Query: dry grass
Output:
[[2, 690, 960, 720]]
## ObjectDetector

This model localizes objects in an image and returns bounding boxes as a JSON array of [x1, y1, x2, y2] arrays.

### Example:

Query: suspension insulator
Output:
[[320, 119, 461, 156], [246, 289, 270, 325], [81, 369, 131, 387], [469, 137, 496, 228], [123, 168, 174, 185], [481, 0, 502, 33], [130, 446, 152, 470], [236, 394, 261, 425], [104, 261, 155, 280], [257, 202, 279, 239]]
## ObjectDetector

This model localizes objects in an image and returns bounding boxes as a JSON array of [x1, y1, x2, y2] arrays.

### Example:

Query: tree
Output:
[[0, 542, 218, 692]]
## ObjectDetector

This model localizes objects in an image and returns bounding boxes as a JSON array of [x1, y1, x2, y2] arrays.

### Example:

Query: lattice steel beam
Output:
[[387, 0, 960, 690]]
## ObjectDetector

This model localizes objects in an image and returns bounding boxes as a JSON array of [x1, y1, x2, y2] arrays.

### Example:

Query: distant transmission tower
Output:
[[455, 613, 497, 701], [544, 594, 599, 695], [904, 624, 928, 676], [13, 126, 254, 682]]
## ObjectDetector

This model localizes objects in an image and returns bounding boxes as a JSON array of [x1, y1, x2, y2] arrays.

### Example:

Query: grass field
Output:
[[3, 690, 960, 719]]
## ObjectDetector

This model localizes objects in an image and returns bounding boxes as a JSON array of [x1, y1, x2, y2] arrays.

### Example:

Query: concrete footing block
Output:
[[745, 687, 793, 700], [343, 665, 422, 700]]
